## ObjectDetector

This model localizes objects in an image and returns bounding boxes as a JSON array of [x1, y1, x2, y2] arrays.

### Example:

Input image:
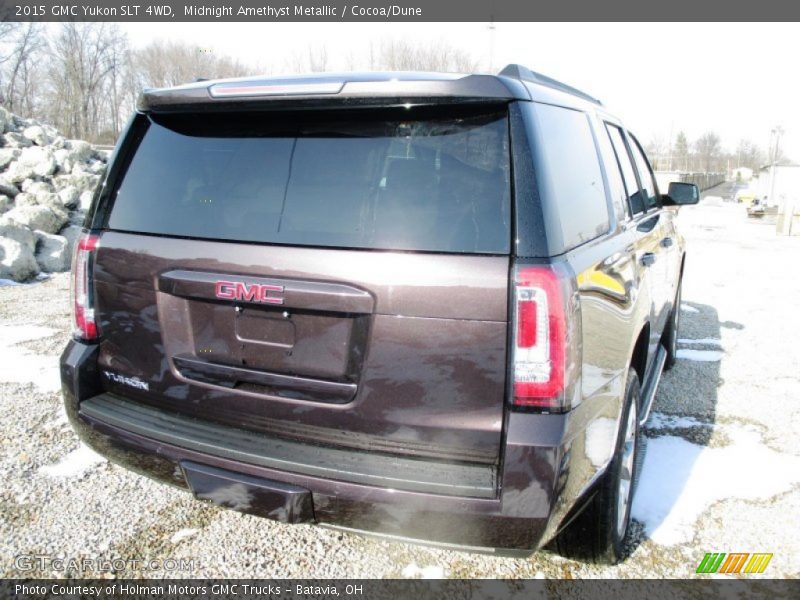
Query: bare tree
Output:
[[0, 23, 45, 113], [133, 40, 250, 89], [673, 131, 689, 172], [47, 23, 129, 140], [645, 134, 668, 171], [735, 139, 763, 171], [376, 40, 477, 73], [694, 132, 722, 173], [289, 46, 329, 73]]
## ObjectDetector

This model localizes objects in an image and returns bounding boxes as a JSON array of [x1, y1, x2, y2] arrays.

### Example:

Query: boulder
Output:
[[79, 190, 94, 210], [3, 132, 32, 148], [6, 146, 57, 183], [70, 208, 87, 226], [4, 204, 67, 235], [60, 224, 82, 258], [0, 195, 10, 213], [0, 106, 11, 134], [4, 161, 35, 184], [22, 146, 57, 177], [53, 148, 74, 174], [66, 139, 92, 163], [22, 180, 55, 197], [89, 160, 107, 174], [34, 230, 70, 272], [0, 147, 20, 169], [57, 186, 80, 209], [13, 192, 36, 207], [0, 216, 36, 252], [0, 237, 39, 282], [0, 179, 20, 198], [15, 190, 65, 215], [22, 125, 51, 146]]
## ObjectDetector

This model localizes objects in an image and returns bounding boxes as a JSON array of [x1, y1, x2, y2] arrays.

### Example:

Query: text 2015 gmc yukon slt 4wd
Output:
[[61, 65, 699, 563]]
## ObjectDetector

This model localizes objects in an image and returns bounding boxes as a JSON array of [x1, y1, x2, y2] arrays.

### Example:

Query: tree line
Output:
[[645, 130, 786, 175], [1, 22, 786, 172], [0, 23, 479, 145]]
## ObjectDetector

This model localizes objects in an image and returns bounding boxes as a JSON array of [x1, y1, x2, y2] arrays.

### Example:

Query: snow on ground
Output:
[[676, 348, 724, 362], [170, 528, 200, 544], [38, 443, 106, 479], [680, 303, 699, 313], [401, 563, 445, 579], [645, 412, 711, 430], [632, 422, 800, 545], [0, 324, 61, 392], [677, 337, 721, 346]]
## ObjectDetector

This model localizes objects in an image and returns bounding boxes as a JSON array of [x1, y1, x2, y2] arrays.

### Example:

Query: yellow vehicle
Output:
[[735, 190, 757, 206]]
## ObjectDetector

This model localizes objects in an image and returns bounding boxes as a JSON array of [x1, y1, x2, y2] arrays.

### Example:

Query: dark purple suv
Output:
[[61, 65, 698, 562]]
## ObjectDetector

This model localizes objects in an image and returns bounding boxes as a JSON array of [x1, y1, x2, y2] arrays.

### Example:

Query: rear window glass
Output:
[[107, 107, 511, 254]]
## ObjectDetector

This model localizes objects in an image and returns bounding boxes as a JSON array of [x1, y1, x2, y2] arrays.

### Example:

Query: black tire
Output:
[[663, 281, 682, 370], [553, 368, 642, 564]]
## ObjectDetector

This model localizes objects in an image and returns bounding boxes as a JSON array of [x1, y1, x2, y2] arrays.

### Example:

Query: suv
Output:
[[61, 65, 698, 563]]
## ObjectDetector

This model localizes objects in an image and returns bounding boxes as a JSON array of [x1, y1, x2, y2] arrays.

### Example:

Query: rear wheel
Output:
[[553, 368, 641, 564], [663, 280, 682, 370]]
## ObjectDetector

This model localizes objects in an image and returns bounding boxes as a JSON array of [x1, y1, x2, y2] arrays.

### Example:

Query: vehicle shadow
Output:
[[623, 300, 743, 556]]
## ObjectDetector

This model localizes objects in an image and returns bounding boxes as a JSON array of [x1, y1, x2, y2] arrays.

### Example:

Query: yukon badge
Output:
[[215, 280, 285, 305], [103, 371, 149, 391]]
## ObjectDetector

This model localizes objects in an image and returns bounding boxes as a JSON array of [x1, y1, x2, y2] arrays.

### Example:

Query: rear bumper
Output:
[[61, 340, 579, 552]]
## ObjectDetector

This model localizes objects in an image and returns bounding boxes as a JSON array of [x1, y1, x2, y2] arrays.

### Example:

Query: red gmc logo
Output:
[[215, 280, 284, 305]]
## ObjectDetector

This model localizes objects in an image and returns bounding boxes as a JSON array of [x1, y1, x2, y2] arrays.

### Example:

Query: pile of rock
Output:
[[0, 106, 109, 282]]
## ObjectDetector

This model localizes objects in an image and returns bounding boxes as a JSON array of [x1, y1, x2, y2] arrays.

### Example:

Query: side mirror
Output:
[[663, 182, 700, 206]]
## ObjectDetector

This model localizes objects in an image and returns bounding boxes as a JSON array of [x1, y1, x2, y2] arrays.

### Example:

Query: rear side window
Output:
[[533, 103, 609, 249], [107, 107, 511, 254]]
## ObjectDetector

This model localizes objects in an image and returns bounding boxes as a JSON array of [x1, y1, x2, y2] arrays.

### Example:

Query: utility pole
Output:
[[487, 19, 496, 73]]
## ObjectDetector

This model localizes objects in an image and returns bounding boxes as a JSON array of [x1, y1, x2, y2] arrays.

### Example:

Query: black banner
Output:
[[3, 579, 800, 600], [2, 0, 800, 22]]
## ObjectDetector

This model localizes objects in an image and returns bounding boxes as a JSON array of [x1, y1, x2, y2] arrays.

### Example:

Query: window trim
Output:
[[626, 131, 662, 213], [605, 122, 646, 219]]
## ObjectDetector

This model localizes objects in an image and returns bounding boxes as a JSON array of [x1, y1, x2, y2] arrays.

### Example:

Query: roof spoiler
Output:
[[499, 64, 602, 105]]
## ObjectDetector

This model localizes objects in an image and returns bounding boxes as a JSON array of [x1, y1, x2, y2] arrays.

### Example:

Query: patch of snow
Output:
[[0, 324, 60, 392], [632, 425, 800, 545], [39, 444, 106, 479], [677, 337, 722, 346], [0, 324, 56, 344], [401, 563, 444, 579], [584, 417, 617, 468], [676, 348, 724, 362], [0, 278, 24, 287], [680, 303, 699, 313], [645, 412, 711, 430], [170, 528, 199, 544]]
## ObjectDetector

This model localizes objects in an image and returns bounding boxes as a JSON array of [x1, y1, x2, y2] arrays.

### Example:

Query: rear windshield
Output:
[[107, 106, 511, 254]]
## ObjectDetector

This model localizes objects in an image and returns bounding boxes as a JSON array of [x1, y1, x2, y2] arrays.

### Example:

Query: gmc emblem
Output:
[[215, 280, 284, 305]]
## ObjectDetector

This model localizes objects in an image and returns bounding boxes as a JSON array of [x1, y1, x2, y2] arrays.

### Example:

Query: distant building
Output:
[[754, 164, 800, 235]]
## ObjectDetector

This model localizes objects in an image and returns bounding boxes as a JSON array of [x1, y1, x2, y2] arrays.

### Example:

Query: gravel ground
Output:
[[1, 184, 799, 579]]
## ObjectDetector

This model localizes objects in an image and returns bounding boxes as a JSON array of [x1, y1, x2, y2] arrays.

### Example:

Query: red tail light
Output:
[[72, 232, 101, 341], [512, 266, 568, 410]]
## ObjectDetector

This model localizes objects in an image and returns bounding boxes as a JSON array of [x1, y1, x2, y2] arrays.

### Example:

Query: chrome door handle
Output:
[[661, 237, 674, 248], [640, 252, 657, 267]]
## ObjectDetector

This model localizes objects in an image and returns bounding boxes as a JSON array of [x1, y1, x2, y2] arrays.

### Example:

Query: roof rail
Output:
[[498, 64, 602, 105]]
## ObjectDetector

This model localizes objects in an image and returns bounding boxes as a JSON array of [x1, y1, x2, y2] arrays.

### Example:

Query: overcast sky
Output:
[[121, 22, 799, 162]]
